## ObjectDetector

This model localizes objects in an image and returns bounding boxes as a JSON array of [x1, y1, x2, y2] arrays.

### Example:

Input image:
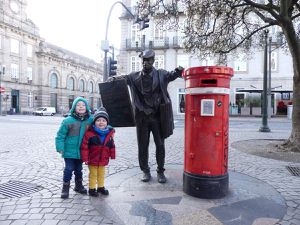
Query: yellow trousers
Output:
[[88, 165, 105, 189]]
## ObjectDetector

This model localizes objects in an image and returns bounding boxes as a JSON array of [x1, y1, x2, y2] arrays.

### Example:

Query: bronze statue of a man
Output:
[[110, 49, 184, 183]]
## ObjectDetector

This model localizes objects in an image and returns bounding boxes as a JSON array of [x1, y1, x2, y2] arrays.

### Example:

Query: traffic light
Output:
[[140, 17, 149, 30], [108, 57, 117, 76]]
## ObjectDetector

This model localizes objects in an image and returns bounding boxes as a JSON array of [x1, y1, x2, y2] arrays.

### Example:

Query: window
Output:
[[131, 56, 141, 72], [27, 92, 33, 107], [67, 77, 75, 91], [11, 63, 19, 79], [154, 24, 165, 40], [88, 81, 94, 93], [154, 55, 164, 69], [131, 24, 142, 41], [27, 44, 32, 58], [79, 79, 85, 92], [178, 88, 185, 114], [89, 97, 94, 110], [271, 51, 278, 71], [27, 67, 33, 81], [11, 39, 19, 54], [177, 55, 189, 68], [233, 54, 247, 72], [97, 83, 100, 94], [50, 73, 58, 88]]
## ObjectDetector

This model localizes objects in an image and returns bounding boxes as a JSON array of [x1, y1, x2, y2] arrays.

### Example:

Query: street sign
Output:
[[0, 87, 5, 93]]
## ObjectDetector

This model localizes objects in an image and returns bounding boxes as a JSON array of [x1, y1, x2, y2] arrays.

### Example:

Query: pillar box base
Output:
[[183, 172, 228, 199]]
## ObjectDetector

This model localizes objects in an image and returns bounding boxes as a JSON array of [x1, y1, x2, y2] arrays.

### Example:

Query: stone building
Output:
[[0, 0, 102, 115], [118, 0, 293, 117]]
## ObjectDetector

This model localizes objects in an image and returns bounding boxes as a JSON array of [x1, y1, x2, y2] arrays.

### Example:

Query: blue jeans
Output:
[[63, 158, 83, 182]]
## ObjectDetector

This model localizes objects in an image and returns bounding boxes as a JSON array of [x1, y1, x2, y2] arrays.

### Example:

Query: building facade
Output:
[[0, 0, 103, 115], [118, 0, 293, 118]]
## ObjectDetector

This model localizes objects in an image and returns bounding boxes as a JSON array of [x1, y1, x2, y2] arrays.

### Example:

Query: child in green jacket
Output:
[[55, 97, 93, 199]]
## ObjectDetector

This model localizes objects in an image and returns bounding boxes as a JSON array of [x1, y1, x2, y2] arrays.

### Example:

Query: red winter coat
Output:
[[80, 126, 115, 166]]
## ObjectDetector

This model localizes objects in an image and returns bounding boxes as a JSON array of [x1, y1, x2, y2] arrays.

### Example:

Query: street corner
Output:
[[89, 165, 287, 225]]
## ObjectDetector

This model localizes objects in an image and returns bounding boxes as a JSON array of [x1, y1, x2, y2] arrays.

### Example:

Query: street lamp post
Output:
[[102, 1, 136, 82], [0, 67, 2, 116], [267, 36, 272, 118], [259, 30, 271, 132]]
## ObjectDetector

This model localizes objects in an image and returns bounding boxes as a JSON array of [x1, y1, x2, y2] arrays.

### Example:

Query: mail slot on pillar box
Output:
[[183, 66, 234, 199]]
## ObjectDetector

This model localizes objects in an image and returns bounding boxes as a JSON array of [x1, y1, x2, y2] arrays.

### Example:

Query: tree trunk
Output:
[[282, 21, 300, 152], [284, 76, 300, 152]]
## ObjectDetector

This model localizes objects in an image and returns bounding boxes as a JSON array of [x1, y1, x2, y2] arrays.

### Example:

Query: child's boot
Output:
[[97, 187, 109, 195], [74, 178, 87, 194], [61, 182, 70, 199], [88, 188, 99, 197]]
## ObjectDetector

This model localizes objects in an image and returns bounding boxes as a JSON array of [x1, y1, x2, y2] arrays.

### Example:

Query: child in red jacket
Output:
[[81, 107, 115, 197]]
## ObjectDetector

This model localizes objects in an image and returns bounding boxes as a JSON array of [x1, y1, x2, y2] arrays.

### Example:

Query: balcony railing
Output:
[[125, 37, 170, 50], [125, 39, 145, 51], [150, 37, 169, 49], [173, 36, 184, 49]]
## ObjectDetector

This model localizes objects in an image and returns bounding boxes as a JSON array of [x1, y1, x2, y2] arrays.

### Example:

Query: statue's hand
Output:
[[175, 66, 184, 76], [106, 76, 116, 82]]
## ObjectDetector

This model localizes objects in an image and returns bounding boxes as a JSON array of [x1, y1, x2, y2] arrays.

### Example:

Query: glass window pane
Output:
[[27, 44, 32, 57], [88, 81, 93, 93], [79, 80, 84, 92], [51, 73, 57, 88], [67, 77, 74, 90]]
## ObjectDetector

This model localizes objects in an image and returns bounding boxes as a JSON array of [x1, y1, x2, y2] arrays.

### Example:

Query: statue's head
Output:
[[140, 49, 155, 73]]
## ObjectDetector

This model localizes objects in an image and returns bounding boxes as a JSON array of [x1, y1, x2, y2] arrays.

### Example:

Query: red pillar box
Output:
[[183, 66, 234, 199]]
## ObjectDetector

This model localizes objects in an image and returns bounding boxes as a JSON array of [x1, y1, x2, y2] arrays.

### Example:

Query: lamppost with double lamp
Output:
[[101, 2, 149, 82], [259, 30, 271, 132], [101, 1, 136, 82]]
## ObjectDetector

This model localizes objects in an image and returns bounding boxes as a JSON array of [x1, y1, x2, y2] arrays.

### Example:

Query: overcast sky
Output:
[[26, 0, 122, 63]]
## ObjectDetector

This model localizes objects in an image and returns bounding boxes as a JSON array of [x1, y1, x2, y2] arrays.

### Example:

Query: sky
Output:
[[26, 0, 123, 63]]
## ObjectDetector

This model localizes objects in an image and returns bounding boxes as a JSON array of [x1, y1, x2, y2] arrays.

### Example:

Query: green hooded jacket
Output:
[[55, 97, 93, 159]]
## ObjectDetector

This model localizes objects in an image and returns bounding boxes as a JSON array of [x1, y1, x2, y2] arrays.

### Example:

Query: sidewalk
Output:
[[0, 116, 299, 225]]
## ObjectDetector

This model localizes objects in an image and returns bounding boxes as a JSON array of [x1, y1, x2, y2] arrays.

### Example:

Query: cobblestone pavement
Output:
[[0, 115, 299, 225]]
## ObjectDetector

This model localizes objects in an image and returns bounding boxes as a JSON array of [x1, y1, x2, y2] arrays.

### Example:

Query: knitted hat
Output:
[[93, 107, 109, 123]]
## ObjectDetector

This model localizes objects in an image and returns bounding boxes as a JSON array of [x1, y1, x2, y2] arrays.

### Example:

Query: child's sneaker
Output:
[[97, 187, 109, 195], [88, 189, 98, 197]]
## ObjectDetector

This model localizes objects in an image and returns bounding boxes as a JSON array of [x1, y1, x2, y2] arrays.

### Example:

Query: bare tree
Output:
[[136, 0, 300, 152]]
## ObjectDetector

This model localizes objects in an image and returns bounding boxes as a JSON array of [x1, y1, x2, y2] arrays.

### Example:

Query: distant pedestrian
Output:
[[55, 97, 93, 199], [81, 107, 116, 197]]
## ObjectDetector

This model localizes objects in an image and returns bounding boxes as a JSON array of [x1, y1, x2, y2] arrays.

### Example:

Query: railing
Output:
[[150, 37, 169, 49], [125, 39, 145, 51], [173, 36, 184, 48], [125, 37, 169, 50]]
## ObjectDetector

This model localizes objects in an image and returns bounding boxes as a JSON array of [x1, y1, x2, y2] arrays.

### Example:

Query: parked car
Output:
[[33, 107, 56, 116]]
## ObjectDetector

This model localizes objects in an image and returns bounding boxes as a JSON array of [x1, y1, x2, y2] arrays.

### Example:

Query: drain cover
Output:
[[286, 166, 300, 177], [0, 180, 42, 198]]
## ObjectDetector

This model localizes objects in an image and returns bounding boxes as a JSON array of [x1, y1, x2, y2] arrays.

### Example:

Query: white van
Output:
[[33, 107, 56, 116]]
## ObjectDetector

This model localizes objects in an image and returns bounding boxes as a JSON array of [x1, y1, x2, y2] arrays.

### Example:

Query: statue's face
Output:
[[142, 57, 155, 73]]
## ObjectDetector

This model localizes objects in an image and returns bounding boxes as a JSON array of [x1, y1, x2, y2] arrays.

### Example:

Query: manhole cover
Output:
[[286, 166, 300, 177], [0, 180, 43, 198]]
